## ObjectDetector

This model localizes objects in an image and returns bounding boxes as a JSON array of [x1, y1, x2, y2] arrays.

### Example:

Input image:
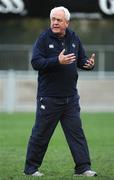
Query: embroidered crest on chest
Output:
[[72, 43, 76, 48], [49, 44, 54, 48]]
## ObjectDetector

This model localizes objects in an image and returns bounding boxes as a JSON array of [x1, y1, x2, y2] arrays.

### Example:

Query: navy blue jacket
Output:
[[31, 28, 89, 97]]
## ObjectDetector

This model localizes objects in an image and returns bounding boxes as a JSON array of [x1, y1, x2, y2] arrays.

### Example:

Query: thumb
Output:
[[91, 53, 95, 59], [60, 49, 65, 55]]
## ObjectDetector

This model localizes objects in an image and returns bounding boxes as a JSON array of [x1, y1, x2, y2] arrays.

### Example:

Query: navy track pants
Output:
[[24, 95, 91, 174]]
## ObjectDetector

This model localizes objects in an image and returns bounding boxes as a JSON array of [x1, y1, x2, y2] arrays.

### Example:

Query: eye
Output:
[[58, 19, 62, 22], [51, 17, 63, 23]]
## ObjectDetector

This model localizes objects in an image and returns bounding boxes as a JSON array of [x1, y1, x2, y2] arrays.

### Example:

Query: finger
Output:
[[66, 60, 76, 64], [66, 58, 76, 64], [87, 59, 94, 65], [66, 57, 76, 63], [83, 61, 94, 69], [83, 63, 91, 67], [83, 65, 91, 69], [65, 53, 75, 58], [65, 55, 76, 61]]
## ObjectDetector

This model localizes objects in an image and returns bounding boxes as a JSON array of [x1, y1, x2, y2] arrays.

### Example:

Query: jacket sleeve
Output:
[[77, 37, 94, 70], [31, 35, 60, 71]]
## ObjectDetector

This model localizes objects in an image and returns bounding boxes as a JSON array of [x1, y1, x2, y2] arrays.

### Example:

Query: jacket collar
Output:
[[48, 28, 73, 39]]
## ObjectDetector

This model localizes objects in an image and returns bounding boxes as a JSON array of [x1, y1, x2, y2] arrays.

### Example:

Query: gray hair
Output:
[[50, 6, 70, 21]]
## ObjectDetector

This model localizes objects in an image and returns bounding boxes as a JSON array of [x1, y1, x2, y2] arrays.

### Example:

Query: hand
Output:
[[58, 49, 76, 64], [83, 53, 95, 69]]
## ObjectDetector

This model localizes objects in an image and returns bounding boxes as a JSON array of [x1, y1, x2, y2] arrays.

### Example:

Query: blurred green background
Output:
[[0, 18, 114, 44]]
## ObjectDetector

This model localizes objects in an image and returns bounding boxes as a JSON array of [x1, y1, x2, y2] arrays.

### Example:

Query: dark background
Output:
[[25, 0, 99, 17], [0, 0, 114, 18], [0, 0, 114, 45]]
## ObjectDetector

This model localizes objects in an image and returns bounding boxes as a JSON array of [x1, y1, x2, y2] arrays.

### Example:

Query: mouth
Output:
[[53, 27, 59, 29], [52, 27, 60, 32], [52, 25, 60, 28]]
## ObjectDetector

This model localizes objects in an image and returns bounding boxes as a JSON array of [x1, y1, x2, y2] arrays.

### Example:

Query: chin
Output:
[[52, 29, 60, 34]]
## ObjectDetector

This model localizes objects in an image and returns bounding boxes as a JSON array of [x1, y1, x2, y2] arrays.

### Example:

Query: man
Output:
[[24, 6, 97, 177]]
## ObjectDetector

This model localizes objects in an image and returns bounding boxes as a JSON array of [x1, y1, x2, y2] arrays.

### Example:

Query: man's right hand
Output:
[[58, 49, 76, 64]]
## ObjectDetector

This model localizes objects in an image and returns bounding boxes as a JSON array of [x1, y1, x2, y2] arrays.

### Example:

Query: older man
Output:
[[24, 6, 97, 177]]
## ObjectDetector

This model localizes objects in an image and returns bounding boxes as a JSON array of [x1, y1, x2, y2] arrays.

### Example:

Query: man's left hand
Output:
[[83, 53, 95, 69]]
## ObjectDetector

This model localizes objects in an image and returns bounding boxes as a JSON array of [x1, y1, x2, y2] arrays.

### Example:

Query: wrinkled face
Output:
[[50, 10, 69, 37]]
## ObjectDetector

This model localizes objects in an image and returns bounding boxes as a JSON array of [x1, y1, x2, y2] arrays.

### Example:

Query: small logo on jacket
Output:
[[41, 105, 45, 110], [49, 44, 54, 48], [72, 43, 76, 48]]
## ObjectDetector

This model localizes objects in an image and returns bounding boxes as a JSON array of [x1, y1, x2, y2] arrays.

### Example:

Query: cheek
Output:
[[50, 22, 53, 27], [61, 24, 68, 31], [65, 22, 69, 28], [62, 22, 68, 29]]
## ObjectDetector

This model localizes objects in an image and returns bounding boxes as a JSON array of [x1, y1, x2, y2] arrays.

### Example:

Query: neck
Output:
[[56, 31, 66, 38]]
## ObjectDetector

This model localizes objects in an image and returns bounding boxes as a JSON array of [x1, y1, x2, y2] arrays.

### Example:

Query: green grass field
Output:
[[0, 112, 114, 180]]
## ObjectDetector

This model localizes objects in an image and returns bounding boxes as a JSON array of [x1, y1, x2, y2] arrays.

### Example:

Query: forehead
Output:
[[51, 10, 66, 20]]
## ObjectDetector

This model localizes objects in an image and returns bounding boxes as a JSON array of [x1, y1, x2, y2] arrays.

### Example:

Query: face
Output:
[[50, 10, 69, 37]]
